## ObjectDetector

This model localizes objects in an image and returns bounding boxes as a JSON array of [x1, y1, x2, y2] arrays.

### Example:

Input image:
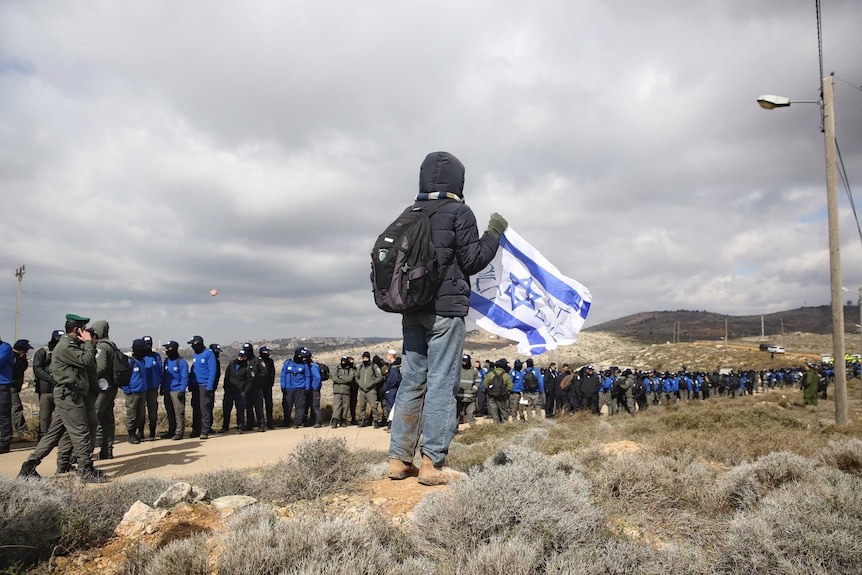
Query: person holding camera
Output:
[[18, 314, 108, 482]]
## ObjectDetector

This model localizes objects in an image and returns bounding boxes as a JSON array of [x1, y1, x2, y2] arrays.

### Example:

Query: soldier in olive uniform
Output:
[[18, 314, 108, 482]]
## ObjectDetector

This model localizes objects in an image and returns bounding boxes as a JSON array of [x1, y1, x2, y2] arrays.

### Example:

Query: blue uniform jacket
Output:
[[281, 360, 320, 391], [600, 375, 614, 393], [162, 357, 189, 393], [190, 349, 218, 391], [510, 369, 524, 393], [0, 342, 13, 385], [123, 357, 148, 394], [144, 353, 163, 391]]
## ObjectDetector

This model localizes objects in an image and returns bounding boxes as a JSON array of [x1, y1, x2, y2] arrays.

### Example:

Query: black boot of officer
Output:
[[18, 460, 41, 479], [78, 462, 108, 483]]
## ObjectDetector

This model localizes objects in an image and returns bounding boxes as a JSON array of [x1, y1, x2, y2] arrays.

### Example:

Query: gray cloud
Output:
[[1, 0, 861, 348]]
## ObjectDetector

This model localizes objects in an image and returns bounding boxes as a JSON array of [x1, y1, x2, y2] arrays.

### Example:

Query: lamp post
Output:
[[757, 74, 848, 425], [14, 265, 25, 341]]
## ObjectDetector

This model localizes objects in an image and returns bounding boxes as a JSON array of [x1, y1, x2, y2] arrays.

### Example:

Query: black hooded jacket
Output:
[[413, 152, 500, 317]]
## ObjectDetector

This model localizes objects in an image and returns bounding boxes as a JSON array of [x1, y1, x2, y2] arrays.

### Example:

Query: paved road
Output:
[[0, 425, 395, 481]]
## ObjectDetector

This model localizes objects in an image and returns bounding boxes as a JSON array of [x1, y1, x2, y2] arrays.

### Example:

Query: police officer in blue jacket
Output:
[[280, 346, 317, 428]]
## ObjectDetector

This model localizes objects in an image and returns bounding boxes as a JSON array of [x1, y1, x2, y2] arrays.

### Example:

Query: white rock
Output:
[[153, 481, 192, 508], [115, 500, 168, 537], [211, 495, 257, 515]]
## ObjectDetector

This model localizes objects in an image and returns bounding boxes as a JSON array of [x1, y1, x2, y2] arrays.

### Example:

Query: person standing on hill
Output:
[[579, 365, 601, 415], [11, 339, 33, 437], [509, 359, 525, 422], [139, 336, 162, 441], [381, 350, 401, 430], [485, 358, 513, 424], [521, 358, 544, 420], [255, 346, 276, 429], [188, 336, 217, 439], [160, 340, 188, 439], [304, 349, 323, 428], [220, 349, 252, 433], [280, 346, 315, 428], [599, 369, 617, 416], [0, 335, 14, 454], [475, 359, 489, 417], [618, 368, 636, 416], [356, 351, 383, 428], [92, 320, 118, 459], [32, 330, 63, 441], [543, 362, 560, 418], [387, 151, 504, 486], [123, 339, 150, 445], [802, 363, 819, 406], [331, 356, 356, 428], [455, 354, 479, 425], [18, 314, 107, 482]]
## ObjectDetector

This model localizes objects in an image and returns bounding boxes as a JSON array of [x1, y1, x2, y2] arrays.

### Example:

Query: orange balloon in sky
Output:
[[210, 289, 219, 296]]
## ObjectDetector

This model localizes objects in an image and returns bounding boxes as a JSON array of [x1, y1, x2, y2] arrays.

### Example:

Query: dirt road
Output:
[[0, 425, 394, 481]]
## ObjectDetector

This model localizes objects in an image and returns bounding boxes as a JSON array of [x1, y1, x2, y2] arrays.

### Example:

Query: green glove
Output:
[[486, 212, 508, 238]]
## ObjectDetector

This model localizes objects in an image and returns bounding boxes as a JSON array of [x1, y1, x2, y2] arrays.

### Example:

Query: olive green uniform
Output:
[[23, 334, 97, 471], [802, 368, 819, 406]]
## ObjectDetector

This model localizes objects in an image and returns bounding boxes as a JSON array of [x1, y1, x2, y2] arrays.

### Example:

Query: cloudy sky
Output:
[[1, 0, 861, 349]]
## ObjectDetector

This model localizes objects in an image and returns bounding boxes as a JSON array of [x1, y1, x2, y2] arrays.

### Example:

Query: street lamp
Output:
[[757, 74, 848, 425]]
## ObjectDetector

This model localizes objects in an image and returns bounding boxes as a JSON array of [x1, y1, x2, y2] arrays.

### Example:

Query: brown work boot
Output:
[[417, 454, 467, 486], [388, 458, 419, 480]]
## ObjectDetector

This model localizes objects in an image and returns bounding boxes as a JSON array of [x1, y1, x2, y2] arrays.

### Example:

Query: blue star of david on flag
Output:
[[504, 273, 542, 310], [468, 227, 592, 355]]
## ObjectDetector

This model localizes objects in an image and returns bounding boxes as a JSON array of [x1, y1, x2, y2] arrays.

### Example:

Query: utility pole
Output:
[[822, 75, 847, 425], [14, 265, 25, 341]]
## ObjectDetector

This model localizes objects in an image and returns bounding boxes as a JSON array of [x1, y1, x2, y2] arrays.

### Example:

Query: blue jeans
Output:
[[389, 312, 464, 467]]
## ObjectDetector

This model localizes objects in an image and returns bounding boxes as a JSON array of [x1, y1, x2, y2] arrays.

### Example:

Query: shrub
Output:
[[135, 533, 209, 575], [256, 437, 368, 504], [717, 467, 862, 574], [411, 446, 604, 563], [58, 475, 174, 552], [186, 468, 262, 500], [711, 452, 819, 511], [0, 476, 66, 570], [590, 451, 717, 512], [819, 437, 862, 478], [455, 536, 544, 575], [216, 504, 406, 575], [545, 537, 713, 575]]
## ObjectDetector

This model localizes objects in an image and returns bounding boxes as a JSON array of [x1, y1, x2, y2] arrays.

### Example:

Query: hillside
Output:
[[585, 305, 862, 344]]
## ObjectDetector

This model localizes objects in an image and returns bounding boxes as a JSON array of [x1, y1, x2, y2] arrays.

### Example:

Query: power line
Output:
[[836, 139, 862, 250], [834, 75, 862, 93]]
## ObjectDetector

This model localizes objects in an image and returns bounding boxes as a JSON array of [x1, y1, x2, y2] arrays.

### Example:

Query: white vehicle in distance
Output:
[[766, 345, 785, 354]]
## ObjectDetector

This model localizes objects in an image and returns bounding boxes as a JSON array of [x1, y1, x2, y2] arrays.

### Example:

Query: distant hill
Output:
[[585, 305, 861, 344]]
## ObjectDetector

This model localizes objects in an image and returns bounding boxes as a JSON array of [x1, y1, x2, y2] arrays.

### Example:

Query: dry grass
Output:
[[6, 383, 862, 575]]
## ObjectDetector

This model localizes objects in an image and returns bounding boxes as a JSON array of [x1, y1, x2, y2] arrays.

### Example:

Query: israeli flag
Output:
[[468, 227, 592, 355]]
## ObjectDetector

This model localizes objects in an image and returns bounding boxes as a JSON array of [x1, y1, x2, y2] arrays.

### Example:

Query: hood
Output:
[[92, 320, 110, 340], [419, 151, 465, 199]]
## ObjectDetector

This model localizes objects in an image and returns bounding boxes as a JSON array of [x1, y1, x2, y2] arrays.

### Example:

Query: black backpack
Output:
[[370, 201, 449, 313], [255, 358, 272, 381], [108, 342, 132, 388], [486, 370, 509, 398], [523, 369, 539, 392], [317, 362, 330, 382]]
